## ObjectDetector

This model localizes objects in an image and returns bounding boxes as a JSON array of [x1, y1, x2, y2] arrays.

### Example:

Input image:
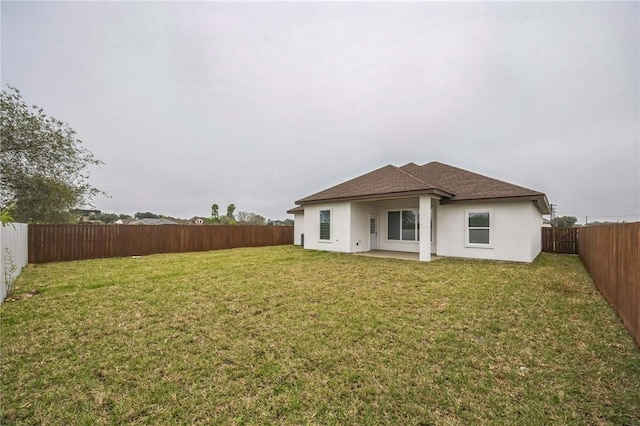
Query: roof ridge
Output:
[[395, 165, 435, 189], [399, 162, 419, 168], [408, 162, 460, 195]]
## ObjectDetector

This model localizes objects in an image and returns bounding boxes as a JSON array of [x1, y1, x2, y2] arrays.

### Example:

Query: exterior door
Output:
[[369, 216, 378, 250]]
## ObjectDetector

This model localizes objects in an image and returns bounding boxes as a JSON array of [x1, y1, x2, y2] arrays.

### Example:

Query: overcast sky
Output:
[[2, 1, 638, 222]]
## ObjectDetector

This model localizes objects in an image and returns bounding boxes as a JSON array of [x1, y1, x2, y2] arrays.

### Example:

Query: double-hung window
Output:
[[319, 209, 331, 241], [466, 210, 492, 247], [387, 210, 419, 241]]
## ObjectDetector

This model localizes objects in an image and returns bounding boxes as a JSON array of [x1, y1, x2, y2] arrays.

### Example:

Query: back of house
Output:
[[288, 161, 550, 263]]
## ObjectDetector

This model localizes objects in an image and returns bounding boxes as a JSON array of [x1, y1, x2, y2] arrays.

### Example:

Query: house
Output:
[[128, 218, 179, 225], [70, 209, 101, 223], [187, 216, 208, 225], [287, 161, 550, 263], [114, 218, 135, 225]]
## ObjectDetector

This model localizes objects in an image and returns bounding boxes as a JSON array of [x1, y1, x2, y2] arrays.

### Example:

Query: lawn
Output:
[[1, 246, 639, 425]]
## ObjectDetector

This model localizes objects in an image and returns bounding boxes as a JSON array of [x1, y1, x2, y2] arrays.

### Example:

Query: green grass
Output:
[[1, 246, 639, 425]]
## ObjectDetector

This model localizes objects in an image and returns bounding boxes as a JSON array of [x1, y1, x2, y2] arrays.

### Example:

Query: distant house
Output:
[[187, 216, 208, 225], [70, 209, 101, 223], [114, 218, 135, 225], [128, 218, 179, 225], [288, 161, 550, 263]]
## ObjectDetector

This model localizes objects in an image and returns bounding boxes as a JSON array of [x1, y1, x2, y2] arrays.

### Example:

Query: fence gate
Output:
[[541, 227, 579, 254]]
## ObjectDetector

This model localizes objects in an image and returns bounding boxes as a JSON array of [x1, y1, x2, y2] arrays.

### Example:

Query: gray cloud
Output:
[[2, 2, 638, 222]]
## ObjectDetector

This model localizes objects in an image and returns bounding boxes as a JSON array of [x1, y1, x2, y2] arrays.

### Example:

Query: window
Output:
[[466, 210, 492, 246], [402, 210, 417, 240], [388, 211, 400, 240], [319, 209, 331, 241], [387, 210, 419, 241]]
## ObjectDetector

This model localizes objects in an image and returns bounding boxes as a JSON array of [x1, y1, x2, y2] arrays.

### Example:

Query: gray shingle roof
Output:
[[128, 218, 178, 225], [400, 161, 546, 201], [292, 161, 550, 214], [286, 205, 304, 214], [295, 165, 447, 204]]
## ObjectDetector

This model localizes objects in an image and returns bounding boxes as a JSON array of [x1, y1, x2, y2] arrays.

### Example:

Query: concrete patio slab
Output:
[[353, 250, 424, 261]]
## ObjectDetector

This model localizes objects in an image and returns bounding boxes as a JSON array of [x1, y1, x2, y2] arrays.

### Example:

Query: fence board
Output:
[[578, 223, 640, 348], [28, 225, 293, 264]]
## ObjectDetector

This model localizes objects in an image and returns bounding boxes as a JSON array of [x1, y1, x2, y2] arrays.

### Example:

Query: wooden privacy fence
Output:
[[578, 223, 640, 348], [29, 225, 294, 264], [542, 227, 579, 254]]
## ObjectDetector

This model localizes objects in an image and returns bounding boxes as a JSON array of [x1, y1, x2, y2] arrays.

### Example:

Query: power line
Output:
[[550, 209, 640, 225], [557, 213, 639, 219], [589, 214, 638, 218]]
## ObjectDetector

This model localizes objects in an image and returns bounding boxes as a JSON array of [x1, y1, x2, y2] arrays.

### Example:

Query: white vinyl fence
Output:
[[1, 223, 28, 303]]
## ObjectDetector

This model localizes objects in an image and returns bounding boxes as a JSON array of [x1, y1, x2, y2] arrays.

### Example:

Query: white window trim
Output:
[[318, 208, 332, 243], [465, 209, 493, 248], [386, 209, 420, 243]]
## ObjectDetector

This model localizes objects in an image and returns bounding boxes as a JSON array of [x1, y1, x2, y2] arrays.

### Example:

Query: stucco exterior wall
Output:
[[349, 202, 375, 252], [529, 204, 543, 261], [297, 198, 542, 262], [293, 213, 304, 246], [437, 201, 542, 262], [304, 198, 425, 254], [349, 200, 426, 253], [303, 202, 352, 252]]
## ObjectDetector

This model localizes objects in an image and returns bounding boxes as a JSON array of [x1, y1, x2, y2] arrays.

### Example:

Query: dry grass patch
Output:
[[1, 247, 639, 425]]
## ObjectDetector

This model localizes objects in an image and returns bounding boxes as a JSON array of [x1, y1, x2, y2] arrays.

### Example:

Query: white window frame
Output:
[[465, 209, 493, 248], [318, 208, 332, 243], [386, 209, 420, 242]]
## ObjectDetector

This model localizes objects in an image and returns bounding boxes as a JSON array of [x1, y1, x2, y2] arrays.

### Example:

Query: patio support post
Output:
[[419, 195, 432, 261]]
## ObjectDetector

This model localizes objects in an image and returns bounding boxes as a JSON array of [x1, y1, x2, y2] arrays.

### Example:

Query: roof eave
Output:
[[296, 188, 453, 206], [536, 195, 552, 215], [441, 194, 551, 214]]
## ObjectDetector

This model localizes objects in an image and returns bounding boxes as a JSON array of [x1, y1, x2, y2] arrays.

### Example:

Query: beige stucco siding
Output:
[[303, 202, 352, 252], [437, 201, 542, 262]]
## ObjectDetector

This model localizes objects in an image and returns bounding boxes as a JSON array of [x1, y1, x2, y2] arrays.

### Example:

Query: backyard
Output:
[[1, 246, 639, 425]]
